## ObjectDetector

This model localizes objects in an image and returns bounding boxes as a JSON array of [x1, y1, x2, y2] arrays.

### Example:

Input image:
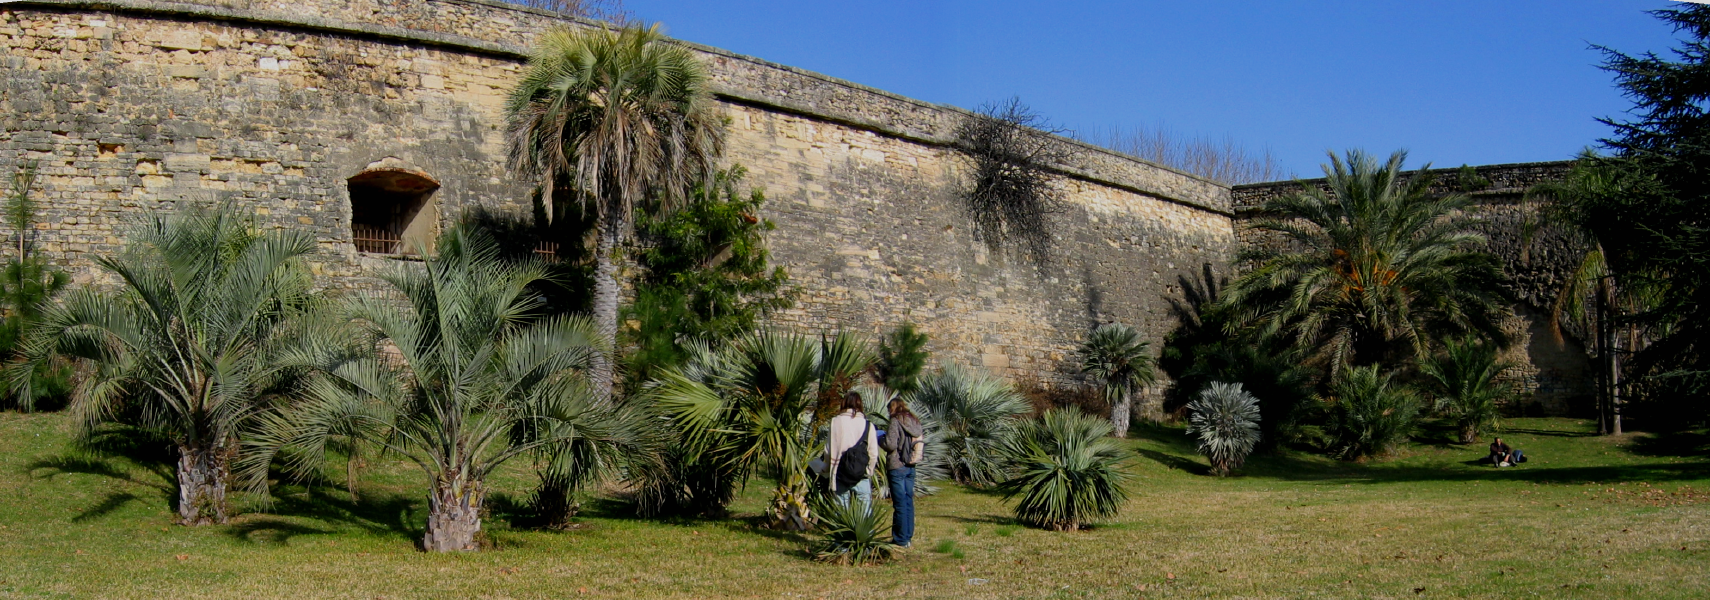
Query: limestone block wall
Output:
[[1232, 161, 1593, 415], [1, 0, 1236, 394]]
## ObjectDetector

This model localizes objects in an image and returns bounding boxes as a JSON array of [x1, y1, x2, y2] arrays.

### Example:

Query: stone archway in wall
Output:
[[347, 158, 440, 256]]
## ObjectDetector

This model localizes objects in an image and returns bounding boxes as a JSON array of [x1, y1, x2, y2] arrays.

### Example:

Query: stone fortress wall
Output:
[[1, 0, 1235, 401], [1233, 161, 1594, 415]]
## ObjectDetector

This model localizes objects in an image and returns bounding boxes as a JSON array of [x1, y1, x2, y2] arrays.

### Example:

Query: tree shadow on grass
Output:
[[1133, 448, 1210, 476], [251, 486, 422, 542], [25, 453, 178, 520], [224, 517, 335, 545], [1625, 429, 1710, 458]]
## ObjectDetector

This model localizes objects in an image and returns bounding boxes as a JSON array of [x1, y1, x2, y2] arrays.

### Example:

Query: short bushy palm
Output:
[[506, 23, 726, 399], [1421, 337, 1514, 444], [15, 208, 317, 525], [909, 364, 1030, 486], [1186, 382, 1262, 476], [1077, 322, 1156, 437], [249, 228, 613, 551], [811, 496, 901, 565], [1224, 150, 1510, 377], [649, 331, 874, 529], [1326, 365, 1422, 460], [998, 408, 1130, 531]]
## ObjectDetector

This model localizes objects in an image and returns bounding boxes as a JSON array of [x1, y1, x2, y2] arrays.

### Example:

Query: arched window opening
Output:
[[348, 167, 439, 256]]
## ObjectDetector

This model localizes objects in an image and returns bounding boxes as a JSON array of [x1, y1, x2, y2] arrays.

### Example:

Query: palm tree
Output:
[[1421, 337, 1514, 444], [1077, 322, 1157, 437], [1224, 149, 1510, 378], [506, 23, 726, 399], [998, 408, 1129, 531], [12, 208, 318, 525], [649, 332, 874, 530], [1185, 382, 1262, 476], [246, 228, 621, 551], [909, 364, 1030, 486]]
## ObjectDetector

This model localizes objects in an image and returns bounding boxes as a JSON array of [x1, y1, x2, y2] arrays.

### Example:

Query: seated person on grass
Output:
[[1488, 437, 1524, 467]]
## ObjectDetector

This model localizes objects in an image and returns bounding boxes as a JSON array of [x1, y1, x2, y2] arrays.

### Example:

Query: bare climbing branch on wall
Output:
[[953, 98, 1078, 266]]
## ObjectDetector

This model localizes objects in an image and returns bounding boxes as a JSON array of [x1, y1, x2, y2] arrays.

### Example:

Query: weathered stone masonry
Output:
[[1, 0, 1234, 398]]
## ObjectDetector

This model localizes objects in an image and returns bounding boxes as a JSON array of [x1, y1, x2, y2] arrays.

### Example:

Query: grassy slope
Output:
[[1, 412, 1705, 599]]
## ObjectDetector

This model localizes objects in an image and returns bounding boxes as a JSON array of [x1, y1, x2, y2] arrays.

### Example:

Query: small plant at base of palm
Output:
[[998, 408, 1130, 531], [1077, 322, 1156, 438], [1186, 382, 1262, 476], [1422, 337, 1514, 444], [810, 497, 901, 565], [1325, 366, 1423, 460]]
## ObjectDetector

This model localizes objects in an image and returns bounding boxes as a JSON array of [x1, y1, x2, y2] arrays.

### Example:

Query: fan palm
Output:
[[1185, 382, 1262, 476], [649, 331, 874, 530], [1224, 149, 1510, 378], [909, 364, 1030, 486], [11, 207, 317, 525], [1077, 322, 1156, 437], [244, 228, 615, 551], [998, 408, 1130, 531], [1421, 337, 1514, 444], [506, 23, 726, 399]]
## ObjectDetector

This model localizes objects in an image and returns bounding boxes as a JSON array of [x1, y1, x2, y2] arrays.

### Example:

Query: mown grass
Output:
[[1, 412, 1706, 599]]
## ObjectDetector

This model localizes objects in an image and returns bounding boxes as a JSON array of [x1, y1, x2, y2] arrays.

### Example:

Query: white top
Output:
[[826, 410, 879, 489]]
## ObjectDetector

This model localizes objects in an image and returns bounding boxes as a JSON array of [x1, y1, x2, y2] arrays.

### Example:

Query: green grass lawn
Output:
[[2, 412, 1706, 599]]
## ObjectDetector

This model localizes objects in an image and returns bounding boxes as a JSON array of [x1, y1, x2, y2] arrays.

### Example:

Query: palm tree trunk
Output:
[[176, 444, 229, 525], [1110, 389, 1131, 438], [532, 475, 578, 530], [589, 212, 624, 400], [423, 479, 483, 552]]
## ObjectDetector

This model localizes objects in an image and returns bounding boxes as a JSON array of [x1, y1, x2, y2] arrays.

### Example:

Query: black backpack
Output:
[[835, 422, 872, 492]]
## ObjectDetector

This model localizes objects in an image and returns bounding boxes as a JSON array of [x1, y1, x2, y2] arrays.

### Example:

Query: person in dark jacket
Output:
[[880, 397, 925, 547]]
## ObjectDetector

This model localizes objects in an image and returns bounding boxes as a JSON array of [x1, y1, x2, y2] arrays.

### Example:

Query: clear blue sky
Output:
[[624, 0, 1687, 178]]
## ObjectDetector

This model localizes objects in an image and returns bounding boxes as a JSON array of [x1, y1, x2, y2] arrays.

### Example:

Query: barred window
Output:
[[347, 167, 438, 256]]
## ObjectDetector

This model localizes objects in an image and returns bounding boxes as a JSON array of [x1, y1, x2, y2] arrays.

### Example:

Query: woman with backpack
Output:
[[880, 397, 925, 548], [827, 391, 880, 508]]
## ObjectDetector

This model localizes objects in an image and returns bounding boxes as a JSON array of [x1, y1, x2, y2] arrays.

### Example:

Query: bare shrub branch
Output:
[[1078, 124, 1286, 185], [954, 98, 1078, 265]]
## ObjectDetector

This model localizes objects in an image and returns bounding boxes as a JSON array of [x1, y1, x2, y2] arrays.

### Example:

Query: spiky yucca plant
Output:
[[910, 364, 1030, 486], [810, 495, 902, 565], [1326, 365, 1422, 460], [1421, 337, 1514, 444], [1186, 382, 1262, 476], [998, 409, 1130, 531]]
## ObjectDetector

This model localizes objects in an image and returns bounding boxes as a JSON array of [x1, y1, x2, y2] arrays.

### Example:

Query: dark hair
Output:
[[888, 397, 914, 420], [841, 391, 864, 413]]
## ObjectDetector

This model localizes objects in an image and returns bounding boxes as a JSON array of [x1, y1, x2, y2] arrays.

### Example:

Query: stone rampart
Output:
[[1, 0, 1234, 396]]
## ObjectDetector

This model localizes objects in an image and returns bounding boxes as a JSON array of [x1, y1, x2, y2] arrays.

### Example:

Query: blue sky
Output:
[[625, 0, 1687, 178]]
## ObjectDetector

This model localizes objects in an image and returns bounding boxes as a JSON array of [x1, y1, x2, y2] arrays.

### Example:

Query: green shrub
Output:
[[0, 161, 70, 411], [998, 409, 1130, 531], [1325, 366, 1422, 460], [876, 323, 930, 394], [811, 498, 901, 565], [910, 364, 1030, 486], [1421, 337, 1513, 444], [1186, 382, 1262, 476]]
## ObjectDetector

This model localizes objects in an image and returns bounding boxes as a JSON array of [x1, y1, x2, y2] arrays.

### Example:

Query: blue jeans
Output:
[[836, 478, 872, 510], [888, 466, 916, 546]]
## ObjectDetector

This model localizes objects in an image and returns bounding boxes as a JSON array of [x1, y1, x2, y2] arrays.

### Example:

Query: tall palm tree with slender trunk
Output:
[[1224, 149, 1510, 378], [12, 208, 318, 525], [506, 23, 726, 399], [244, 228, 622, 552], [1077, 323, 1156, 438]]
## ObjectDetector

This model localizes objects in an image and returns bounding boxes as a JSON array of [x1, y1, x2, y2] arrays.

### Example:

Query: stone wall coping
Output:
[[1229, 159, 1577, 212], [12, 0, 1235, 216]]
